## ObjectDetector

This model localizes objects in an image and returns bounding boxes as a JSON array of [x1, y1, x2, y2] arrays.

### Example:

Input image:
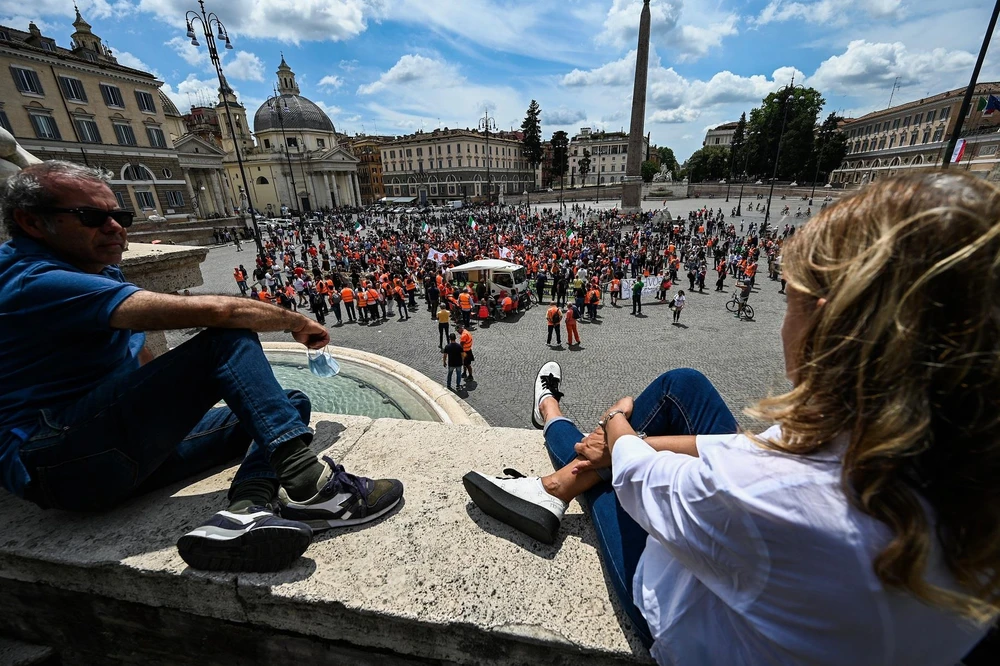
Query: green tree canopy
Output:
[[641, 161, 658, 183], [809, 112, 848, 184], [683, 146, 731, 182], [520, 100, 543, 168], [551, 130, 570, 178], [578, 149, 592, 181], [656, 146, 679, 173], [730, 112, 747, 177], [744, 86, 826, 181]]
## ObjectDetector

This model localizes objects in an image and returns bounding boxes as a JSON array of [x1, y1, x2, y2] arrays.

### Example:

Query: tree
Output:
[[578, 149, 592, 185], [520, 100, 543, 190], [730, 112, 747, 178], [551, 130, 569, 182], [744, 86, 825, 181], [809, 112, 848, 185], [683, 146, 730, 182], [641, 160, 658, 183], [656, 146, 678, 174]]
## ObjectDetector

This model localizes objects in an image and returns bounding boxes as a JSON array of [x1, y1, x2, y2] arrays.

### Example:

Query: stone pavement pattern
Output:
[[172, 197, 800, 432], [0, 415, 651, 664]]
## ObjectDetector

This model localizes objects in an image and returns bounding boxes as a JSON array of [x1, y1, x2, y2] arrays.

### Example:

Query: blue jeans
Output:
[[18, 328, 313, 512], [447, 366, 463, 388], [542, 368, 738, 649]]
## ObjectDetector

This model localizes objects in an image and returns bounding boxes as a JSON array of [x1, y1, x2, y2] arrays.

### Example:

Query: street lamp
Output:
[[478, 108, 497, 225], [809, 139, 828, 205], [266, 87, 299, 215], [764, 82, 806, 226], [596, 152, 602, 203], [184, 0, 265, 265]]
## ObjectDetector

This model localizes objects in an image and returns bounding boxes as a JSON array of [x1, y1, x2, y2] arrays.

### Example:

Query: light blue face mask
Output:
[[307, 348, 340, 378]]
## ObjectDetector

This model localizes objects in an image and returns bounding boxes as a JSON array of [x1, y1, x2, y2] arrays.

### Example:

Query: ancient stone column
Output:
[[621, 0, 651, 212]]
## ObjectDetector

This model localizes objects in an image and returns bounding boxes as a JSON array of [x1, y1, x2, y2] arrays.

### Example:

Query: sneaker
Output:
[[278, 456, 404, 530], [176, 505, 313, 573], [531, 361, 563, 429], [462, 469, 567, 544]]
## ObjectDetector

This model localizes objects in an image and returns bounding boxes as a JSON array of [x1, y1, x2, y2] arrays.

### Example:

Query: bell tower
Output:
[[275, 54, 300, 95], [216, 75, 252, 155]]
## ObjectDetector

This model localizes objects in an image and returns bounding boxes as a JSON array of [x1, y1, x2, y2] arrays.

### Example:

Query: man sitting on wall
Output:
[[0, 161, 403, 572]]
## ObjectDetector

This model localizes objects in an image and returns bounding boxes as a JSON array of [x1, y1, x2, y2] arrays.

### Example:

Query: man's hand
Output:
[[573, 425, 611, 474], [291, 318, 329, 349], [602, 396, 635, 423]]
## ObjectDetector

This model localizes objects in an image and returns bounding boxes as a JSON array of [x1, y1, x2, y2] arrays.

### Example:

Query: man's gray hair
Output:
[[1, 161, 111, 238]]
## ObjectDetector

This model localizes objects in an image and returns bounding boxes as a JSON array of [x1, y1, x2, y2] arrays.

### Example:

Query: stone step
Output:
[[0, 416, 651, 665]]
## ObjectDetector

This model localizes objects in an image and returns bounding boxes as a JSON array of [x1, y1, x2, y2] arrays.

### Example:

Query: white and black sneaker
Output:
[[177, 505, 313, 572], [278, 456, 404, 530], [531, 361, 564, 429], [462, 468, 567, 544]]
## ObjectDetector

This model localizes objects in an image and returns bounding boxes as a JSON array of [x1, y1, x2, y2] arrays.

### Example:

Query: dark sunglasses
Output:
[[34, 207, 134, 228]]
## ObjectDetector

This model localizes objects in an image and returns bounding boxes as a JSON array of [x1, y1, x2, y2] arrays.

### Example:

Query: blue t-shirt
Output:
[[0, 237, 142, 496]]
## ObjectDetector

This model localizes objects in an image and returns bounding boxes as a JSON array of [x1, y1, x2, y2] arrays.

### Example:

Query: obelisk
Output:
[[621, 0, 651, 212]]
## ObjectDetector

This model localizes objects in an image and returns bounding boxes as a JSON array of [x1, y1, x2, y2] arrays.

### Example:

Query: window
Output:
[[59, 76, 87, 102], [144, 126, 166, 148], [114, 123, 137, 145], [114, 191, 131, 210], [256, 176, 269, 184], [437, 146, 441, 155], [865, 125, 872, 135], [317, 138, 325, 148], [926, 110, 936, 123], [165, 191, 184, 207], [286, 137, 297, 148], [873, 123, 880, 133], [910, 132, 918, 146], [457, 158, 462, 167], [922, 130, 931, 144], [263, 138, 270, 149], [981, 145, 998, 156], [448, 159, 452, 168], [11, 66, 43, 94], [41, 41, 55, 52], [889, 135, 896, 148], [123, 164, 154, 180], [100, 84, 125, 108], [913, 113, 923, 125], [878, 138, 886, 150], [892, 119, 900, 130], [932, 129, 944, 142], [903, 116, 911, 127], [390, 150, 396, 158], [940, 107, 950, 120], [74, 117, 101, 143], [29, 113, 61, 139], [455, 143, 460, 152], [0, 110, 11, 133], [135, 191, 156, 209], [416, 147, 423, 156], [438, 159, 443, 168], [135, 90, 156, 113]]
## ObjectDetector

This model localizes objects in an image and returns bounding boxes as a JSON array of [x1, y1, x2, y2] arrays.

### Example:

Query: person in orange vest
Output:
[[586, 285, 601, 321], [366, 284, 382, 322], [609, 276, 621, 307], [546, 303, 562, 346], [458, 289, 474, 328], [394, 284, 409, 321], [234, 268, 248, 296], [356, 285, 369, 324], [405, 276, 418, 308], [564, 303, 580, 346], [341, 285, 356, 322], [457, 324, 475, 382]]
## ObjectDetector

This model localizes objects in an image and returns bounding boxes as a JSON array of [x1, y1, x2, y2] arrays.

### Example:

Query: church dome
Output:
[[253, 94, 335, 134]]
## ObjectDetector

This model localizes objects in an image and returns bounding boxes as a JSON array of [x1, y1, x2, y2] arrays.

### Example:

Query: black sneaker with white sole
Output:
[[278, 456, 404, 530], [177, 505, 313, 572], [531, 361, 563, 429], [462, 468, 568, 544]]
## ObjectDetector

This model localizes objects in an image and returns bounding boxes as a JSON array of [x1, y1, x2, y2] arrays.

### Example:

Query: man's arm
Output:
[[109, 291, 329, 348]]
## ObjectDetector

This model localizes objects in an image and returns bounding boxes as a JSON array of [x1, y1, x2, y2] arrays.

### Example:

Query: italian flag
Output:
[[468, 216, 478, 231], [565, 227, 575, 240], [354, 221, 363, 233], [422, 222, 430, 233]]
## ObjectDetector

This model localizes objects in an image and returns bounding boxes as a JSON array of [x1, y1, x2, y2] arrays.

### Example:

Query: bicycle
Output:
[[726, 290, 755, 320]]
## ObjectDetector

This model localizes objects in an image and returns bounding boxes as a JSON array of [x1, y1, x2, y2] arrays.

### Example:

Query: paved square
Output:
[[166, 196, 811, 432]]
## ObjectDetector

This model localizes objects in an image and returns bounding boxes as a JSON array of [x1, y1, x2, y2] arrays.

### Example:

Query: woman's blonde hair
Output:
[[749, 172, 1000, 623]]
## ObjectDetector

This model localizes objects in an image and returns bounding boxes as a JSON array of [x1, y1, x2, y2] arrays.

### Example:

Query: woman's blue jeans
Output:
[[542, 368, 738, 648], [18, 328, 313, 512]]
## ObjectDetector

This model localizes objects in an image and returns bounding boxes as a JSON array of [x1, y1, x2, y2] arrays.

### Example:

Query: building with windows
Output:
[[703, 121, 739, 147], [349, 135, 393, 205], [380, 127, 534, 204], [0, 11, 193, 221], [567, 127, 649, 188], [831, 83, 1000, 186]]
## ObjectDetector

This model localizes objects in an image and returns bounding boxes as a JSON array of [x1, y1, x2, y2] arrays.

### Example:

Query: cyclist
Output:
[[735, 281, 752, 319]]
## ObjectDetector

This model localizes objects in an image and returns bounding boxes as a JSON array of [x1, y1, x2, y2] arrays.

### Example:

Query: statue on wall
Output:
[[652, 164, 673, 183], [0, 126, 42, 177]]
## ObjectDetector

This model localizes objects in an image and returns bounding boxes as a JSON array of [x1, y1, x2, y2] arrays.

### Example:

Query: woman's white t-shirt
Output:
[[611, 426, 988, 665]]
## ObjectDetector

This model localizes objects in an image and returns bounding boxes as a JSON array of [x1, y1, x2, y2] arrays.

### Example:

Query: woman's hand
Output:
[[573, 426, 610, 474], [602, 396, 635, 423]]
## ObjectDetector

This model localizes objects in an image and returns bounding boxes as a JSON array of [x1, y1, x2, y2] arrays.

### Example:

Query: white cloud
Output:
[[673, 15, 739, 62], [563, 51, 638, 87], [808, 40, 975, 94], [165, 36, 208, 67], [113, 50, 157, 75], [357, 54, 460, 95], [597, 0, 682, 49], [753, 0, 903, 26], [543, 108, 587, 125], [651, 108, 700, 123], [339, 59, 359, 71], [161, 74, 231, 112], [318, 75, 344, 90], [226, 51, 265, 82]]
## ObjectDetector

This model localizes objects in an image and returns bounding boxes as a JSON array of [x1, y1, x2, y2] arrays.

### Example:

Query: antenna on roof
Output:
[[887, 76, 901, 108]]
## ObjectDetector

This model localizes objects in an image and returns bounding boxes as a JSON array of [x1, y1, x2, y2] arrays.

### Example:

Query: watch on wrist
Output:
[[635, 431, 647, 440], [599, 409, 628, 428]]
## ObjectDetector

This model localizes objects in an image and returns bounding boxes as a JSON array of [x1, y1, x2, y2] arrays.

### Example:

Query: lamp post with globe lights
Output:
[[764, 80, 806, 227], [184, 0, 265, 264]]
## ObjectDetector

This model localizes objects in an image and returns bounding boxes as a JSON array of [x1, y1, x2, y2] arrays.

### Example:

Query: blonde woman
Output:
[[463, 173, 1000, 664]]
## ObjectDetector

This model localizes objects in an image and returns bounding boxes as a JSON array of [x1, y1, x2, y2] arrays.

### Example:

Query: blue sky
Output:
[[2, 0, 997, 161]]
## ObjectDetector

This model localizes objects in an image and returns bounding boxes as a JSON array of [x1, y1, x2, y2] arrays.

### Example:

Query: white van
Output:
[[447, 259, 528, 296]]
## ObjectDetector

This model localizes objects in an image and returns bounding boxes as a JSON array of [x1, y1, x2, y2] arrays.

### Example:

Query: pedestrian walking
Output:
[[631, 277, 644, 315], [457, 325, 475, 382], [546, 303, 563, 346], [329, 288, 343, 325], [565, 304, 581, 346], [442, 333, 464, 391], [610, 276, 621, 307], [341, 286, 356, 322], [437, 303, 450, 348], [234, 267, 248, 296], [671, 290, 686, 324]]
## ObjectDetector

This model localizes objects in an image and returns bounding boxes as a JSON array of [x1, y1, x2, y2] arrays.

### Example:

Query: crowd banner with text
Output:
[[618, 277, 663, 298]]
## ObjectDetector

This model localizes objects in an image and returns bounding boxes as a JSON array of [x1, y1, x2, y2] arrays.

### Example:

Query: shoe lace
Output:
[[321, 455, 367, 499], [540, 373, 564, 400]]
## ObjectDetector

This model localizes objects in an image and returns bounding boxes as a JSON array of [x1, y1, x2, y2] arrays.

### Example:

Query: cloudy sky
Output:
[[2, 0, 996, 161]]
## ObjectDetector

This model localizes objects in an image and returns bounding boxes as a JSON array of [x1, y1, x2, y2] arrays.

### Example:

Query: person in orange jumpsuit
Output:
[[565, 304, 581, 346]]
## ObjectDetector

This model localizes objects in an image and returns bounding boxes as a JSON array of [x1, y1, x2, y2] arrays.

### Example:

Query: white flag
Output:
[[499, 247, 514, 260]]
